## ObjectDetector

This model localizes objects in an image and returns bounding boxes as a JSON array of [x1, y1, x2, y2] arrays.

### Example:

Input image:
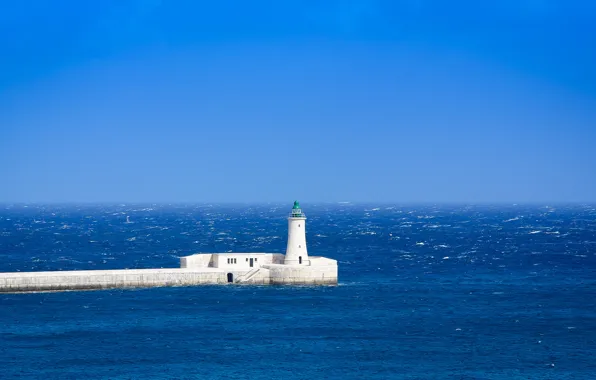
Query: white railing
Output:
[[235, 268, 260, 283]]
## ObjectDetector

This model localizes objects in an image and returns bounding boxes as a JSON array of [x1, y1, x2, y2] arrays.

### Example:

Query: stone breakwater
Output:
[[0, 254, 338, 293], [0, 268, 229, 293], [0, 202, 339, 293]]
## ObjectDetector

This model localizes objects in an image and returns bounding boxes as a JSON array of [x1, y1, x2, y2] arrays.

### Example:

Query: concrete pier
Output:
[[0, 252, 338, 293], [0, 260, 337, 293], [0, 201, 338, 293], [0, 268, 229, 293]]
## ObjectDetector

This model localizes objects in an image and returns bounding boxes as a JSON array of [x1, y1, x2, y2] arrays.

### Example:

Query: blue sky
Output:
[[1, 0, 595, 203]]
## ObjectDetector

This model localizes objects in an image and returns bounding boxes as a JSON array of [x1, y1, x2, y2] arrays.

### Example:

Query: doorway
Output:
[[249, 258, 254, 267], [227, 273, 233, 283]]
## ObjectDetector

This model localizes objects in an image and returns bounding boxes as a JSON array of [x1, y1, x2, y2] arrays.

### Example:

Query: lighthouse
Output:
[[284, 200, 309, 265]]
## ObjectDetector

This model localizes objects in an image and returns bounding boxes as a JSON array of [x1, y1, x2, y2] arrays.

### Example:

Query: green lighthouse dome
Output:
[[290, 200, 305, 217]]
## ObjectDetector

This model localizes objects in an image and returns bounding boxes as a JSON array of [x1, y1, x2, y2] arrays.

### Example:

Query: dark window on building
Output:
[[234, 258, 237, 264], [299, 256, 302, 264], [227, 258, 230, 264], [298, 224, 300, 227], [255, 258, 257, 262], [246, 258, 248, 262]]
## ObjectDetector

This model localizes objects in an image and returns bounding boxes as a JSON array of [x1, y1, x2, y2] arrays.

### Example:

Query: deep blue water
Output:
[[1, 203, 595, 379]]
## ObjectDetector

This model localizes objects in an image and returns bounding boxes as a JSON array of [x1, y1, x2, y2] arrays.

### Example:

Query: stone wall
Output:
[[179, 254, 213, 268], [264, 263, 338, 285], [0, 269, 227, 293], [0, 254, 338, 293], [236, 267, 272, 285], [308, 256, 338, 266], [268, 254, 286, 264]]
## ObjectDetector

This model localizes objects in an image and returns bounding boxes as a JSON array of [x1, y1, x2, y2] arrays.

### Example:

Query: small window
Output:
[[227, 258, 230, 264], [299, 245, 301, 248], [255, 258, 257, 262], [246, 258, 248, 262], [234, 258, 237, 264], [299, 256, 302, 264], [298, 224, 300, 227]]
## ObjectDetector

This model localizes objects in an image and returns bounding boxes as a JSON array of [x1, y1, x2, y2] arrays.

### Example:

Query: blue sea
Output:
[[0, 203, 595, 379]]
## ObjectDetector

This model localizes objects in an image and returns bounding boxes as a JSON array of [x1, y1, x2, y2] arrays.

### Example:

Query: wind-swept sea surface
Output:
[[0, 203, 595, 379]]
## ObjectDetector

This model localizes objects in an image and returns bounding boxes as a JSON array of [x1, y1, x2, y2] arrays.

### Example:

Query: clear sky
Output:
[[1, 0, 595, 203]]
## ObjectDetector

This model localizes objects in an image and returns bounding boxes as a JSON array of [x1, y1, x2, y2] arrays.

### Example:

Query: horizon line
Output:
[[0, 200, 594, 206]]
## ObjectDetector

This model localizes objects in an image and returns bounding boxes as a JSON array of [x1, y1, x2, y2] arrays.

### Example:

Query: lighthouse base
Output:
[[180, 253, 337, 286], [264, 261, 338, 285]]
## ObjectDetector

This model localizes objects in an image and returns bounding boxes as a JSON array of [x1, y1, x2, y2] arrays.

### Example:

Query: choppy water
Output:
[[1, 203, 595, 379]]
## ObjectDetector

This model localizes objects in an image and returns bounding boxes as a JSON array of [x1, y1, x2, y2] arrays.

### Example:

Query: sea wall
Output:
[[264, 262, 338, 285], [0, 268, 229, 293], [0, 255, 338, 292]]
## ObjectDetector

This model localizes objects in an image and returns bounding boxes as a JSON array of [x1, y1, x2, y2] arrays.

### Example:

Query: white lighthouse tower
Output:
[[284, 200, 309, 265]]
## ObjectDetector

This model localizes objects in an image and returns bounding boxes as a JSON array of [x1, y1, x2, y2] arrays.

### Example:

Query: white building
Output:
[[180, 201, 338, 285]]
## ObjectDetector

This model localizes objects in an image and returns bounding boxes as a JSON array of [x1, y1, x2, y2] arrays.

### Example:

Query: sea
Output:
[[0, 203, 594, 379]]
